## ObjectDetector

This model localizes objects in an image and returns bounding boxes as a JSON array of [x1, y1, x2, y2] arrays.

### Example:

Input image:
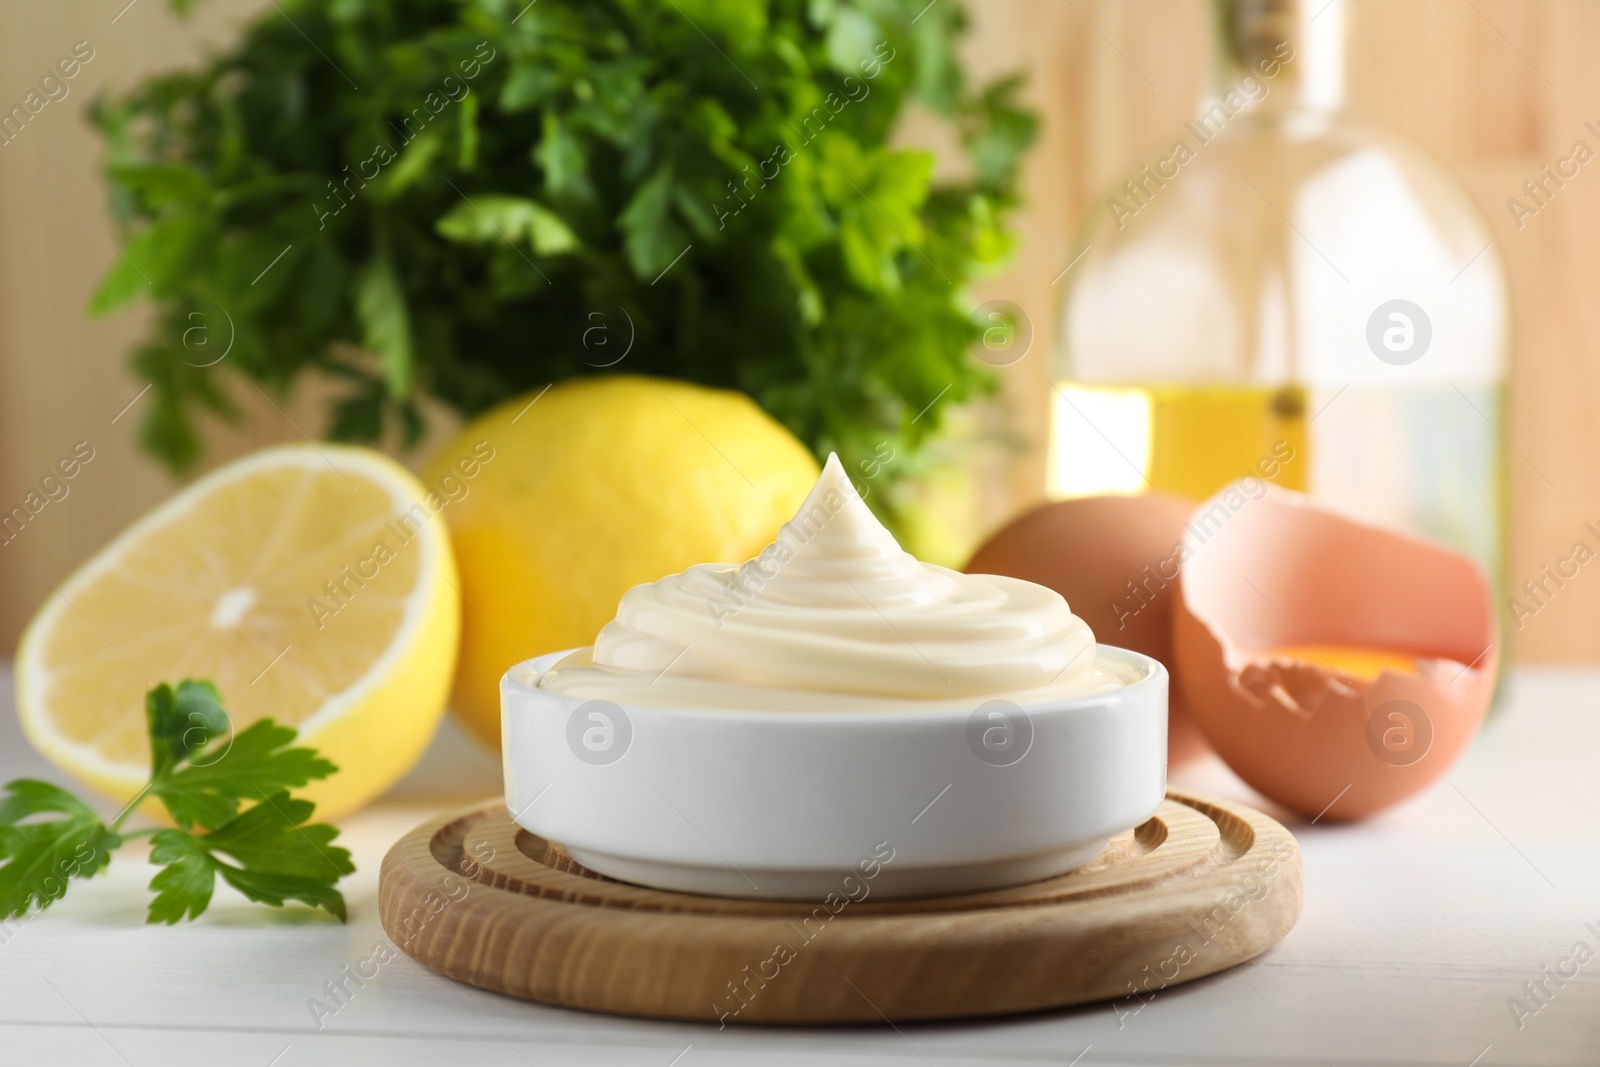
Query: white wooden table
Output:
[[2, 664, 1596, 1066]]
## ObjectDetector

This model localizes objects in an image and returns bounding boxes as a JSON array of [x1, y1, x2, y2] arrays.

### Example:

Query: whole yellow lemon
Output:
[[423, 375, 820, 747]]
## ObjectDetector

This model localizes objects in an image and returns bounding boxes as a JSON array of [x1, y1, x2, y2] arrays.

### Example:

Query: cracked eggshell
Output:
[[1172, 484, 1497, 821], [965, 493, 1209, 765]]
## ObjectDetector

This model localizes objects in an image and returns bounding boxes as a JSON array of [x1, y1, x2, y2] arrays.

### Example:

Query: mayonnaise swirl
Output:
[[538, 454, 1120, 710]]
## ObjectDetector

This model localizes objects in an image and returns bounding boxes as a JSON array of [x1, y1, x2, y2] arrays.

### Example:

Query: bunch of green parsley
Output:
[[0, 681, 352, 924], [90, 0, 1035, 528]]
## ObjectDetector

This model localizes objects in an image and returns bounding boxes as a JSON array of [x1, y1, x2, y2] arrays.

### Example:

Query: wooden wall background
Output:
[[1, 0, 1595, 658]]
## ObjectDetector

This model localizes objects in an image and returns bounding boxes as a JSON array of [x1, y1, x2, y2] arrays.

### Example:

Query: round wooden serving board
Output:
[[379, 791, 1302, 1025]]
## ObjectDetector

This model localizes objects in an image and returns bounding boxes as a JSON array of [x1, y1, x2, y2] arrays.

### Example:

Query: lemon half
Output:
[[15, 444, 459, 821]]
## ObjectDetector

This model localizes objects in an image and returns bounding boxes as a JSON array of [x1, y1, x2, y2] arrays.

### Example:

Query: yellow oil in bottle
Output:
[[1049, 382, 1308, 500]]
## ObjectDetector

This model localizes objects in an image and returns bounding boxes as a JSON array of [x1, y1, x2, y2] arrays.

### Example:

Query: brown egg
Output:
[[966, 493, 1211, 766], [1172, 482, 1497, 821]]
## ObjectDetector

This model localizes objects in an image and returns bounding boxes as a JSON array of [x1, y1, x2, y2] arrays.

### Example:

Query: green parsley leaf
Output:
[[151, 717, 337, 832], [147, 829, 215, 924], [146, 793, 353, 924], [435, 195, 579, 256], [355, 249, 415, 400], [145, 679, 230, 780], [5, 679, 352, 925], [0, 781, 119, 919], [202, 792, 353, 921], [216, 866, 349, 921], [204, 792, 353, 883]]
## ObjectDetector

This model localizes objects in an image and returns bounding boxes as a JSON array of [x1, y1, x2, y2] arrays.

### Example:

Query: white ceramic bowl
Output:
[[501, 646, 1167, 900]]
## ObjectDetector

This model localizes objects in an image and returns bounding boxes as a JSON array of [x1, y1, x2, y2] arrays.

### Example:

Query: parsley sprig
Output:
[[0, 680, 353, 924]]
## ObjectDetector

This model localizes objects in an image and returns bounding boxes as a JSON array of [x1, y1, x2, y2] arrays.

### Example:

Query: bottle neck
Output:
[[1211, 0, 1346, 115]]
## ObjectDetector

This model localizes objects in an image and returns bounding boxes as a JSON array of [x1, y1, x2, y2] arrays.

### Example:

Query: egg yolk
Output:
[[1256, 643, 1418, 681]]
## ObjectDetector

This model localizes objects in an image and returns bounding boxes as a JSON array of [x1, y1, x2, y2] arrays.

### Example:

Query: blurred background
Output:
[[1, 0, 1594, 657]]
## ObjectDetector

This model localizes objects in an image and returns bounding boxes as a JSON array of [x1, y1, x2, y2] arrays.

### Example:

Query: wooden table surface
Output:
[[1, 664, 1596, 1067]]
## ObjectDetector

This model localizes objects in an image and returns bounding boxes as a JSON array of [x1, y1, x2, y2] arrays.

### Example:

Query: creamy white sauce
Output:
[[538, 454, 1121, 710]]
